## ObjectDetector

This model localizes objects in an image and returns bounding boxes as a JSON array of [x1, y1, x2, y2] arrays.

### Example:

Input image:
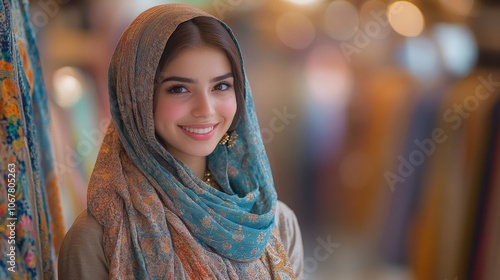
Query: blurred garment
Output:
[[407, 67, 500, 280], [406, 4, 500, 278], [380, 84, 448, 265], [0, 0, 64, 279]]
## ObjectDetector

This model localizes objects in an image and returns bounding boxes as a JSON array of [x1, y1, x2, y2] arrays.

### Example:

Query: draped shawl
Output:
[[87, 4, 295, 279]]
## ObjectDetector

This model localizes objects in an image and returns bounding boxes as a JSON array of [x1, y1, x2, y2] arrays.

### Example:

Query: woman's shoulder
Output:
[[275, 200, 301, 238], [65, 209, 103, 236], [275, 200, 304, 279], [58, 210, 108, 280]]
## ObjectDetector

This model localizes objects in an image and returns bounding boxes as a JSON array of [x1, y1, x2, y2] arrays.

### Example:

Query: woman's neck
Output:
[[179, 155, 206, 180]]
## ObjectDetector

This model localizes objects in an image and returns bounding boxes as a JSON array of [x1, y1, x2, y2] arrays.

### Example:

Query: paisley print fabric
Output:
[[0, 0, 64, 279], [87, 4, 296, 279]]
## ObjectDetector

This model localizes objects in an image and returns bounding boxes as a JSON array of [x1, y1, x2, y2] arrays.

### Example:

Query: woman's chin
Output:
[[181, 143, 220, 158]]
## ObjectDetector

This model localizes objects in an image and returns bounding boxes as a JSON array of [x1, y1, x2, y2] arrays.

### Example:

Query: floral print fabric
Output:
[[1, 0, 64, 279]]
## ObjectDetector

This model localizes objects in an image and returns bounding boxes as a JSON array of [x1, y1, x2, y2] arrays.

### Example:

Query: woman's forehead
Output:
[[158, 46, 232, 75]]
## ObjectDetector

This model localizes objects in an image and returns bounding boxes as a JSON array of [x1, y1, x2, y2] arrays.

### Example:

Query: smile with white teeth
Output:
[[181, 126, 214, 134]]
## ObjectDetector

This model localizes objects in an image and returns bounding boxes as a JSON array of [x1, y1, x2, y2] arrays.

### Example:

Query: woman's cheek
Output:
[[155, 99, 185, 122], [218, 95, 238, 119]]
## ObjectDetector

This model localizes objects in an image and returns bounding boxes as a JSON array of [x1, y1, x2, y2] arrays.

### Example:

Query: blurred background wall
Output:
[[30, 0, 499, 279]]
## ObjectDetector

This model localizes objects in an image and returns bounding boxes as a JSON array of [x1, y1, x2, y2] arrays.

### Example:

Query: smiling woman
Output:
[[58, 4, 303, 280]]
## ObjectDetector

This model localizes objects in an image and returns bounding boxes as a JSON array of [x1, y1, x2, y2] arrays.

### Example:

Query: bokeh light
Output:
[[305, 43, 353, 106], [439, 0, 474, 16], [276, 12, 316, 49], [388, 1, 425, 37], [52, 66, 84, 108], [399, 36, 441, 82], [433, 23, 477, 77], [324, 0, 360, 41]]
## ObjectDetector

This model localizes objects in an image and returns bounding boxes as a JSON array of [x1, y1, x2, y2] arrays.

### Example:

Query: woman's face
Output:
[[154, 46, 237, 164]]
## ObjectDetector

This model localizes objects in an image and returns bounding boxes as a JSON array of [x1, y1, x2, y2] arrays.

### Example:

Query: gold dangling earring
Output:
[[219, 131, 238, 148]]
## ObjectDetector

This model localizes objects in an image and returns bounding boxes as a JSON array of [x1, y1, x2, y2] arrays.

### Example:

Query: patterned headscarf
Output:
[[87, 4, 295, 279]]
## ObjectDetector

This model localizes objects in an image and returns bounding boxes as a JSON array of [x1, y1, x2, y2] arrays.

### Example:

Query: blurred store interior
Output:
[[31, 0, 500, 279]]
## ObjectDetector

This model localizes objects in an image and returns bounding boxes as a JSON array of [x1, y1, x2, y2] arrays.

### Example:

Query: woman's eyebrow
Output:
[[159, 76, 195, 84], [210, 73, 233, 82], [159, 73, 233, 84]]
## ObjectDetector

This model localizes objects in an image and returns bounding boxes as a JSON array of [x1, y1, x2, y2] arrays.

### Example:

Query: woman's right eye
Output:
[[167, 85, 188, 94]]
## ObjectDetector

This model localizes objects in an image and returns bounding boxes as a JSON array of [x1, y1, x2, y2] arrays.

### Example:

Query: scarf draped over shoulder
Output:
[[87, 4, 295, 279]]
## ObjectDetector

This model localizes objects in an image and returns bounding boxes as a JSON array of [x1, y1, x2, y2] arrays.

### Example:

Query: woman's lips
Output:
[[179, 123, 219, 141]]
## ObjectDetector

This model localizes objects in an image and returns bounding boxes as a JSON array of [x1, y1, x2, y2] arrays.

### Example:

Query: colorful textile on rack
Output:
[[408, 70, 500, 280], [469, 99, 500, 280], [1, 0, 64, 278]]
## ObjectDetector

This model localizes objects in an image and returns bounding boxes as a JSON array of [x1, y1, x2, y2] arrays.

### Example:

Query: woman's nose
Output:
[[192, 92, 215, 118]]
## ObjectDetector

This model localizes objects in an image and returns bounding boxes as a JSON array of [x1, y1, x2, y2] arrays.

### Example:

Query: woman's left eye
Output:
[[214, 82, 231, 91]]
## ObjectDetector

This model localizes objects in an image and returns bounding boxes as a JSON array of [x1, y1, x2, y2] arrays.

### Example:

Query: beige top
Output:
[[58, 201, 304, 279]]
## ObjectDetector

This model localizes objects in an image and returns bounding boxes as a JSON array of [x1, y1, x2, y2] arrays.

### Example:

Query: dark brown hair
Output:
[[155, 16, 244, 131]]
